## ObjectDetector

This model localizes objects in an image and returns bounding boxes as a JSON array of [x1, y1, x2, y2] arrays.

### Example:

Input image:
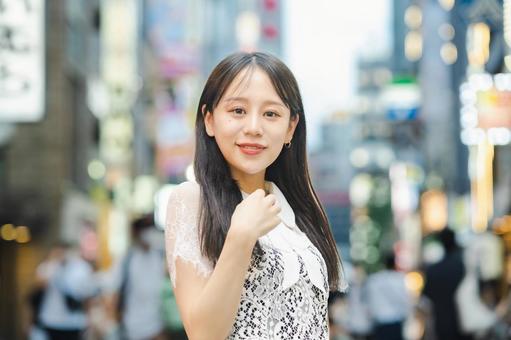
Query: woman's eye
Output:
[[233, 108, 245, 115], [264, 111, 279, 118]]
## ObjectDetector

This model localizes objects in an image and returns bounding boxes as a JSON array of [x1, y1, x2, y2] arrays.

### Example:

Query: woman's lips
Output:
[[237, 143, 266, 155]]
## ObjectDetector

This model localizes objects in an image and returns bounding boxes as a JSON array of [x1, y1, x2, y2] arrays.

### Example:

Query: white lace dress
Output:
[[165, 181, 347, 340]]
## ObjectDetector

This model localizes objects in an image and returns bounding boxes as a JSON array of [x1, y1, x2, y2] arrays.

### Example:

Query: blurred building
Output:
[[201, 0, 283, 75], [0, 0, 286, 337], [310, 113, 354, 257], [0, 1, 101, 338]]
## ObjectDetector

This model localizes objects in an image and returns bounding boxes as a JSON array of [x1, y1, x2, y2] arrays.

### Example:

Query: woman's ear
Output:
[[203, 105, 215, 137], [286, 113, 299, 142]]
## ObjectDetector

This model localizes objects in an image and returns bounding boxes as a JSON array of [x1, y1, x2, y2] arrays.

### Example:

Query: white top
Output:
[[364, 270, 411, 324], [165, 181, 347, 339]]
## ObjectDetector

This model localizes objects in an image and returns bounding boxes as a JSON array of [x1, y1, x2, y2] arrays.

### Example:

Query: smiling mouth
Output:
[[237, 143, 266, 154], [239, 145, 263, 150]]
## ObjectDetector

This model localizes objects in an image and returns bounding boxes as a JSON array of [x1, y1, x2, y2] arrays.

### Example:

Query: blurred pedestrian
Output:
[[26, 285, 47, 340], [328, 291, 353, 340], [26, 250, 53, 340], [165, 52, 346, 340], [112, 214, 167, 340], [454, 231, 506, 339], [422, 228, 472, 340], [364, 253, 411, 340], [36, 242, 97, 340], [344, 263, 372, 340]]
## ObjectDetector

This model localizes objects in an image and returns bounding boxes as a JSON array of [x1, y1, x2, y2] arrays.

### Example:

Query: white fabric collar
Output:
[[241, 182, 328, 293]]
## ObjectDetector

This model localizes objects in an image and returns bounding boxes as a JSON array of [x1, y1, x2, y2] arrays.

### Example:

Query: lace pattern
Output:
[[226, 244, 329, 339], [164, 182, 213, 286]]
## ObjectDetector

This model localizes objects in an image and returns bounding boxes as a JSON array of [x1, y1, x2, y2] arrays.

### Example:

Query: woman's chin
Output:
[[231, 164, 268, 177]]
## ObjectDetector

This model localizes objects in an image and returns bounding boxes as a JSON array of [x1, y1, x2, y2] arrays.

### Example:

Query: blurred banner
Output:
[[145, 0, 201, 180], [0, 0, 45, 122]]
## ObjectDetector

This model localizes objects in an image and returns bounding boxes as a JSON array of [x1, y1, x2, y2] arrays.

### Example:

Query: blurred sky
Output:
[[283, 0, 392, 149]]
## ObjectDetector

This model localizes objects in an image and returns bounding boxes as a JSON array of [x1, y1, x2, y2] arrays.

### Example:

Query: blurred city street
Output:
[[1, 0, 511, 339]]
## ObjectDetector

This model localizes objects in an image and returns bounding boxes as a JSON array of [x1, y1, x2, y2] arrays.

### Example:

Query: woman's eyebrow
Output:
[[262, 100, 286, 108], [223, 96, 285, 108], [223, 96, 248, 103]]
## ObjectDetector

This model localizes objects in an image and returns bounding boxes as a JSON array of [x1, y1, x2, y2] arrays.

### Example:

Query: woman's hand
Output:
[[228, 189, 281, 244]]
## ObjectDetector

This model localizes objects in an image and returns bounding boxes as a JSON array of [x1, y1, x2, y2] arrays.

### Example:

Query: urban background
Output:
[[1, 0, 510, 339]]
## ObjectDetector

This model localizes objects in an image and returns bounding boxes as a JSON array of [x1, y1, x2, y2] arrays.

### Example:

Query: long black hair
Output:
[[194, 52, 341, 289]]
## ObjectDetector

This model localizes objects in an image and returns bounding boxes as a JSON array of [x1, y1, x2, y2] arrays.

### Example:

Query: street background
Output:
[[0, 0, 510, 339]]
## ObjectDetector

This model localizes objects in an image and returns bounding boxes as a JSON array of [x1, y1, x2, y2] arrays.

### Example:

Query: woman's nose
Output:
[[243, 112, 263, 135]]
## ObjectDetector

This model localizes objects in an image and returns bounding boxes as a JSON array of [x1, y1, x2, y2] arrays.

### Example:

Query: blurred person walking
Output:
[[165, 52, 347, 340], [328, 291, 353, 340], [454, 230, 508, 339], [112, 214, 167, 340], [422, 228, 472, 340], [364, 253, 411, 340], [26, 285, 48, 340], [344, 263, 371, 340], [36, 242, 98, 340]]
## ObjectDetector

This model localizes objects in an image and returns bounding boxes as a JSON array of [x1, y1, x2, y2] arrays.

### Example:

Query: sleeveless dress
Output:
[[165, 181, 347, 339]]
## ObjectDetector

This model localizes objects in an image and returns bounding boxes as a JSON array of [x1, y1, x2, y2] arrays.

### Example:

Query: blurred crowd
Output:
[[24, 220, 511, 340], [25, 215, 186, 340], [328, 228, 511, 340]]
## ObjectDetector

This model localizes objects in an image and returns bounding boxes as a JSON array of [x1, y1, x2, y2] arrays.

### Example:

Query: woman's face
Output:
[[204, 67, 299, 180]]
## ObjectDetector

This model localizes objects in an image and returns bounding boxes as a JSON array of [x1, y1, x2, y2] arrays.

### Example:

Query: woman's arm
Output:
[[174, 231, 255, 340], [167, 183, 280, 340]]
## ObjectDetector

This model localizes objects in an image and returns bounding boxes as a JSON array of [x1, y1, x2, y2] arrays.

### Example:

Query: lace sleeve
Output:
[[164, 181, 214, 287]]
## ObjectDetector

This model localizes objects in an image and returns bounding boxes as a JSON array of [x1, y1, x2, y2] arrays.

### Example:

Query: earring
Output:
[[284, 141, 292, 149]]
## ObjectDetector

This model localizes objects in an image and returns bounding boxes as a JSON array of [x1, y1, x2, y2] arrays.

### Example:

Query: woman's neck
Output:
[[233, 171, 267, 194]]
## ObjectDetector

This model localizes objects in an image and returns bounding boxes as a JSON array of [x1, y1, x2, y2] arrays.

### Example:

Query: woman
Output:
[[165, 52, 347, 340]]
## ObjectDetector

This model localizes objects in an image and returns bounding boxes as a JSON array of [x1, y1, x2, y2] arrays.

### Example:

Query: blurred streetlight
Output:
[[88, 159, 106, 180], [438, 0, 455, 11], [236, 11, 261, 51], [440, 42, 458, 64], [1, 224, 16, 241], [405, 31, 423, 61], [404, 5, 422, 29], [15, 226, 31, 243]]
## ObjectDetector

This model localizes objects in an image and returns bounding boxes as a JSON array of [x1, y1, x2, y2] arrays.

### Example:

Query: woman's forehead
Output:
[[220, 67, 284, 105]]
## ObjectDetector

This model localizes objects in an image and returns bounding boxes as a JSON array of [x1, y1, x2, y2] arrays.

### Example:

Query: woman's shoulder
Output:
[[166, 181, 201, 228], [174, 180, 200, 195], [170, 181, 201, 207]]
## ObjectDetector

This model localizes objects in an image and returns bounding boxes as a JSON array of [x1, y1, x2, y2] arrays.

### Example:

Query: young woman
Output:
[[165, 52, 347, 340]]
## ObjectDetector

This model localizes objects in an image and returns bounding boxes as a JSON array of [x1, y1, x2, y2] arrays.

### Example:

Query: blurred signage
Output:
[[420, 190, 447, 234], [387, 107, 419, 120], [476, 89, 511, 129], [460, 73, 511, 145], [100, 115, 133, 165], [382, 82, 421, 121], [258, 0, 280, 54], [101, 0, 138, 94], [100, 0, 137, 172], [156, 143, 193, 179], [0, 0, 45, 122], [145, 0, 200, 78]]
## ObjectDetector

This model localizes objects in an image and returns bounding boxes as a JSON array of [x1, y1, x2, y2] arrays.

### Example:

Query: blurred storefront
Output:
[[0, 1, 102, 338]]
